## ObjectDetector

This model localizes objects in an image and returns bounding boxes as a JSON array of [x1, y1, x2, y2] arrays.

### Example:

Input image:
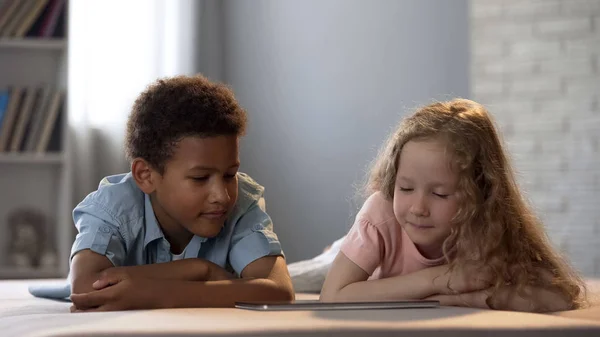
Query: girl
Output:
[[320, 99, 586, 312]]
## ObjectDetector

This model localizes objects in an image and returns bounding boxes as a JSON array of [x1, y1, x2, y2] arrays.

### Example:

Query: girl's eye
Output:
[[399, 187, 413, 192], [433, 192, 449, 199]]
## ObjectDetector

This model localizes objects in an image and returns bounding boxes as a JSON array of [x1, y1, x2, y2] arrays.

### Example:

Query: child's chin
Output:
[[406, 231, 443, 248], [189, 221, 225, 238]]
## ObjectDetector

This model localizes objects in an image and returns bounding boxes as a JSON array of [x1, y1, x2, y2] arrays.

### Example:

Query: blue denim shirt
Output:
[[70, 172, 283, 276]]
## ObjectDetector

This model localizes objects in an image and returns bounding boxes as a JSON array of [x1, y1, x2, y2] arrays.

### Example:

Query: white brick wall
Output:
[[471, 0, 600, 276]]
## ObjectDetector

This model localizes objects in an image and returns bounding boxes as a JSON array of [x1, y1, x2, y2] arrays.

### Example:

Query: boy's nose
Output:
[[209, 182, 230, 204]]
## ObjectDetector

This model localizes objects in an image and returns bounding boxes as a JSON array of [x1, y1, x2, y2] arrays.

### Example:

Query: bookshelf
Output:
[[0, 38, 66, 49], [0, 0, 71, 279], [0, 152, 64, 164]]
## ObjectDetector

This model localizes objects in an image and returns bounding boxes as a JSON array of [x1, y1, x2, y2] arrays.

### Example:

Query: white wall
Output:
[[221, 0, 469, 262], [471, 0, 600, 276]]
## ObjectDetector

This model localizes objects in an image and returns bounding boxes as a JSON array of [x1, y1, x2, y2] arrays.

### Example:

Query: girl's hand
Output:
[[426, 288, 492, 309], [431, 264, 494, 295]]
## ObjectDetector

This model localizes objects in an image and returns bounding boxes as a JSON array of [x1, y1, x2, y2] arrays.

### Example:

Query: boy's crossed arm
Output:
[[70, 250, 294, 311], [70, 250, 234, 294]]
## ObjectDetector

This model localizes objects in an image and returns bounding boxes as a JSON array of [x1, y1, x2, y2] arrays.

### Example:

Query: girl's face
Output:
[[393, 138, 460, 259]]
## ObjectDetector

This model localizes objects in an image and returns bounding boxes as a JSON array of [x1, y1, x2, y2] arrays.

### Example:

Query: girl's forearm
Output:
[[323, 267, 441, 302], [490, 285, 572, 312], [428, 285, 573, 312]]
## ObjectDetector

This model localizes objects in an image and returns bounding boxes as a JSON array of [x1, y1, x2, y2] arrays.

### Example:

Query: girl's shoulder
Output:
[[356, 192, 398, 230]]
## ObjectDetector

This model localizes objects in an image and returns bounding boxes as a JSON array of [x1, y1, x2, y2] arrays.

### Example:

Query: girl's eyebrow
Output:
[[398, 176, 453, 188]]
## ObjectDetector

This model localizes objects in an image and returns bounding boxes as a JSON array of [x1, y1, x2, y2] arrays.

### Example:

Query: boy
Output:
[[69, 75, 294, 311]]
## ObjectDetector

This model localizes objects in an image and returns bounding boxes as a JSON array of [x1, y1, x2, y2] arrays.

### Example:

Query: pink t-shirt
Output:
[[340, 192, 446, 280]]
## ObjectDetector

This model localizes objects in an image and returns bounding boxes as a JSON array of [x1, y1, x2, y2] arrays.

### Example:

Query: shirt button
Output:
[[101, 226, 111, 234]]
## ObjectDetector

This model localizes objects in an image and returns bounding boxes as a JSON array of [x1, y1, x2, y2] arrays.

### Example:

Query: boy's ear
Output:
[[131, 158, 158, 194]]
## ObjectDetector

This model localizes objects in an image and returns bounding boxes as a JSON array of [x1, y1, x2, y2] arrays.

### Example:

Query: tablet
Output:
[[235, 299, 440, 311]]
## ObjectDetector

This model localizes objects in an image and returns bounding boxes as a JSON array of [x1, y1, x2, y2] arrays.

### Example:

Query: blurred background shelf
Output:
[[0, 152, 64, 164], [0, 38, 66, 50]]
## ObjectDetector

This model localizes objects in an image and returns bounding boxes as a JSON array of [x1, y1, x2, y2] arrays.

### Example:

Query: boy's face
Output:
[[151, 135, 240, 239]]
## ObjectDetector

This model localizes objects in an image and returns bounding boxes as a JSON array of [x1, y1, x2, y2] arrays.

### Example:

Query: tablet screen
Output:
[[235, 299, 439, 311]]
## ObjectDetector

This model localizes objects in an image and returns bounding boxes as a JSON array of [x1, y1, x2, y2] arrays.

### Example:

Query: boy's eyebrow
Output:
[[188, 163, 240, 171]]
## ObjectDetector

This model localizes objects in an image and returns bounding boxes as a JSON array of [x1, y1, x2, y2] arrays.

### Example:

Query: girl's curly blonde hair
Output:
[[366, 98, 586, 311]]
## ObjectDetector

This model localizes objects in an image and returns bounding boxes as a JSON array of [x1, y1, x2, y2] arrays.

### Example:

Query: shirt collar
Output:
[[144, 194, 164, 247]]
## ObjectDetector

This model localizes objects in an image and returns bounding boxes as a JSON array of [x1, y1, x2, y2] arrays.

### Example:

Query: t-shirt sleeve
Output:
[[70, 201, 127, 267], [228, 203, 283, 276], [340, 218, 383, 276]]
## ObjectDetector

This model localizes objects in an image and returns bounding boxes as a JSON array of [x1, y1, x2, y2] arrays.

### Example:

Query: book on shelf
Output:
[[0, 0, 66, 39], [0, 85, 63, 154]]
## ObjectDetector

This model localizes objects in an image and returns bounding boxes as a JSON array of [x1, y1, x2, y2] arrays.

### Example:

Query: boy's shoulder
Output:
[[356, 192, 397, 229], [232, 172, 265, 214], [74, 173, 145, 225], [237, 171, 264, 199]]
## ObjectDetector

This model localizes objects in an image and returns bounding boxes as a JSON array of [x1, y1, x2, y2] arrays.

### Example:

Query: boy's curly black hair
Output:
[[125, 74, 247, 173]]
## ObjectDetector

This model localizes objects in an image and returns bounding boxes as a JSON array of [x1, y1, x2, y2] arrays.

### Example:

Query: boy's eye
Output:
[[191, 176, 209, 182], [224, 174, 236, 180], [399, 187, 413, 192]]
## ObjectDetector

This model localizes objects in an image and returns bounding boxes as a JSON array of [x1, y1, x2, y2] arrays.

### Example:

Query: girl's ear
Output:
[[131, 158, 158, 194]]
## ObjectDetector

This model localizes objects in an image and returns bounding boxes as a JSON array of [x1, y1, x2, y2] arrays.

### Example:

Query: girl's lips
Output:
[[407, 222, 434, 229]]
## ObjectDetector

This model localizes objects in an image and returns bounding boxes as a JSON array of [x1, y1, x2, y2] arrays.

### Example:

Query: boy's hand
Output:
[[91, 267, 132, 290], [70, 278, 166, 312], [207, 264, 235, 281], [432, 264, 493, 295]]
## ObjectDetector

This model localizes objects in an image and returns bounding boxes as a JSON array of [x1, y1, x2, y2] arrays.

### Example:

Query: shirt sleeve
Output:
[[70, 201, 127, 267], [228, 203, 283, 276], [340, 219, 384, 275]]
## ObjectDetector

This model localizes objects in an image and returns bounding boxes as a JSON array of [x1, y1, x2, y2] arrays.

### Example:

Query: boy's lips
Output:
[[200, 210, 227, 219]]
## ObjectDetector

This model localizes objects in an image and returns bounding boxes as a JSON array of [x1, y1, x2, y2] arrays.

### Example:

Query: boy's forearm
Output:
[[72, 272, 104, 294], [118, 259, 231, 282], [70, 250, 115, 294], [327, 268, 440, 302], [158, 278, 295, 308]]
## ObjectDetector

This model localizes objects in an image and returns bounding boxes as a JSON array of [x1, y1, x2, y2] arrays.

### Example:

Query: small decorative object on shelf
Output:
[[5, 207, 57, 269]]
